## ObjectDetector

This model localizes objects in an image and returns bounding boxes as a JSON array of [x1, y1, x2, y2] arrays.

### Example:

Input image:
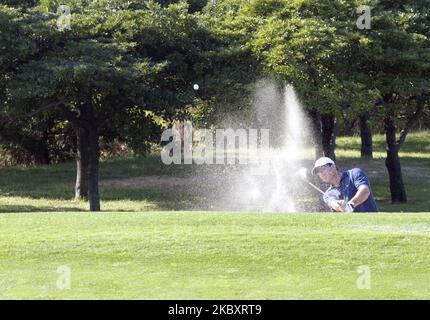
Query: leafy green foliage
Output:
[[1, 0, 429, 164]]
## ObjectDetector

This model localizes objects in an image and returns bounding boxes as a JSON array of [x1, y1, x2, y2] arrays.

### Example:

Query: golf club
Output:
[[298, 167, 325, 195]]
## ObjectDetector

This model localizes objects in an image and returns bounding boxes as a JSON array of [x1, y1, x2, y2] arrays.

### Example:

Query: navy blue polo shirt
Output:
[[323, 168, 378, 212]]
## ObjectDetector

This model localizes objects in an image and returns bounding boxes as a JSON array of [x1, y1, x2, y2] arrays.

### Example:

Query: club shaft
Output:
[[307, 181, 325, 195]]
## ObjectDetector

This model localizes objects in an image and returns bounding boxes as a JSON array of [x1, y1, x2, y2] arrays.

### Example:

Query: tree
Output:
[[1, 0, 242, 211], [15, 4, 141, 207], [355, 1, 430, 202]]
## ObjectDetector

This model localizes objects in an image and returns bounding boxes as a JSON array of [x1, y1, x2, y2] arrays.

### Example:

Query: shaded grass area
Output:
[[0, 155, 200, 212], [0, 155, 193, 199], [1, 212, 430, 299], [0, 131, 429, 212]]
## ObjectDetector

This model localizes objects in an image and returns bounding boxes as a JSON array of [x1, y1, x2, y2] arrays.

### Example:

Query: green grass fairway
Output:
[[1, 212, 430, 299]]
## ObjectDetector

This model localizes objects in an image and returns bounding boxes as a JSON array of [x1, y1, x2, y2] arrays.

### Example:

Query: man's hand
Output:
[[330, 200, 348, 212], [329, 185, 371, 212]]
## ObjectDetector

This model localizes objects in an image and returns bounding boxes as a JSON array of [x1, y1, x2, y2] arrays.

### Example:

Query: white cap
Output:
[[312, 157, 335, 175]]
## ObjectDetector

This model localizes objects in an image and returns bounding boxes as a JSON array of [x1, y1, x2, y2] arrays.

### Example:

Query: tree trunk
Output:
[[75, 127, 89, 200], [384, 117, 407, 203], [309, 110, 324, 158], [87, 122, 101, 212], [320, 113, 336, 161], [359, 113, 373, 158], [73, 103, 101, 211]]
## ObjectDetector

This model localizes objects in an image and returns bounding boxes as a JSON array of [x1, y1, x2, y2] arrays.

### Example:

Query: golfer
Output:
[[312, 157, 378, 212]]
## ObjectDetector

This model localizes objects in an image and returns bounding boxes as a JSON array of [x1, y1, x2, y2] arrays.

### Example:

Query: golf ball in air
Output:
[[193, 84, 199, 90]]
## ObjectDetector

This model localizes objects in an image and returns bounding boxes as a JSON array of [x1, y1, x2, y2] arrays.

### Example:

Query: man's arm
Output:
[[336, 185, 371, 212], [347, 168, 372, 210], [348, 184, 371, 208]]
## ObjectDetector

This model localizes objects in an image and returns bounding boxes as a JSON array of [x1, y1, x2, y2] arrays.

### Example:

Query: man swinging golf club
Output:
[[312, 157, 378, 212]]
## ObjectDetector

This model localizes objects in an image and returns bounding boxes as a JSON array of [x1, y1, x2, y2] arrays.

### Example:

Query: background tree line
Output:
[[1, 0, 429, 210]]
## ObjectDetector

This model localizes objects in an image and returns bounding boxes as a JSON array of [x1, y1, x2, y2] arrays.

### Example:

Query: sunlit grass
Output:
[[1, 212, 430, 299], [336, 131, 430, 159]]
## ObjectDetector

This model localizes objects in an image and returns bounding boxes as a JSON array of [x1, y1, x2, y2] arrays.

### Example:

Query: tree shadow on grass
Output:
[[101, 187, 210, 211], [0, 155, 199, 201], [0, 204, 85, 213]]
